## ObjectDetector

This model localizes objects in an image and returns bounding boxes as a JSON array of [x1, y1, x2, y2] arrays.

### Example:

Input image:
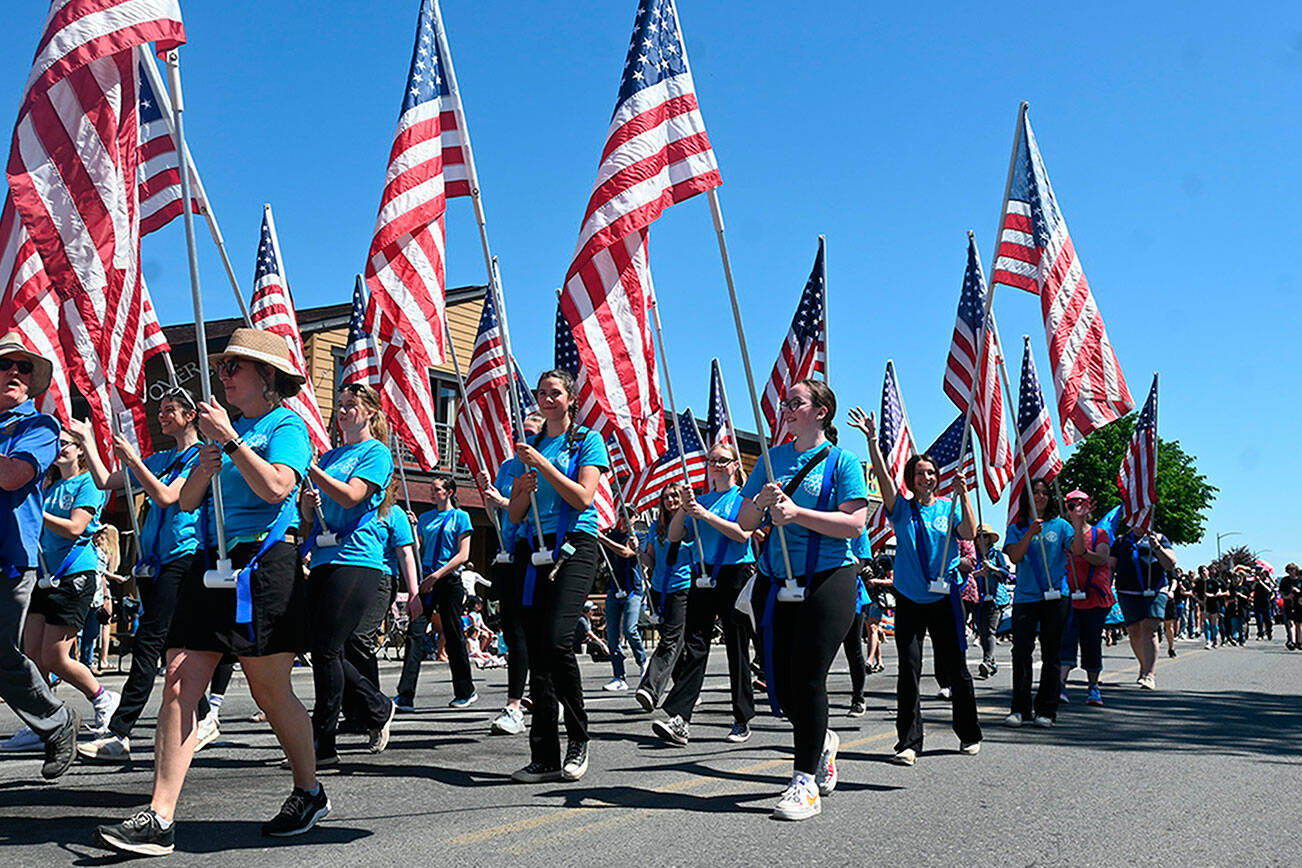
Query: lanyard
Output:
[[523, 431, 583, 607], [136, 445, 201, 571]]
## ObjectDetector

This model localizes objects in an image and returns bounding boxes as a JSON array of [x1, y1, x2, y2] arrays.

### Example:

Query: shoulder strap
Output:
[[780, 444, 831, 499]]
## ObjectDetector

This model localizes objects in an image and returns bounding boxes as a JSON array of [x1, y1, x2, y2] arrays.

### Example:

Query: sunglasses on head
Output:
[[0, 358, 35, 375]]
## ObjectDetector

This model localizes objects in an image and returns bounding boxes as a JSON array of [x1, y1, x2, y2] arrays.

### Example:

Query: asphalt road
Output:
[[2, 634, 1298, 866]]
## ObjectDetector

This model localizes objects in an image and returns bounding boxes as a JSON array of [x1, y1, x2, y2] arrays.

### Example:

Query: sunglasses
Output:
[[708, 457, 736, 467], [0, 358, 35, 375], [214, 358, 243, 378]]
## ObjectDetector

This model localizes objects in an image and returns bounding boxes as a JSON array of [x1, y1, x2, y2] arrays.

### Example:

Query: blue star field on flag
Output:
[[616, 0, 689, 109]]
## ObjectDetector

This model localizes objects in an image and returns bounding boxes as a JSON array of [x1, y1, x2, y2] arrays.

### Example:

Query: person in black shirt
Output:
[[1109, 526, 1176, 689], [1251, 568, 1275, 641], [1281, 564, 1302, 651]]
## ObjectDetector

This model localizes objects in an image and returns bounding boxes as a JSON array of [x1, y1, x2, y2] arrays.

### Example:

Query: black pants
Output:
[[342, 574, 395, 724], [1010, 598, 1069, 720], [663, 565, 756, 724], [492, 556, 529, 700], [893, 594, 982, 753], [754, 566, 857, 773], [109, 555, 193, 738], [520, 533, 599, 765], [841, 611, 867, 702], [396, 575, 475, 702], [977, 600, 999, 665], [639, 587, 690, 707], [1254, 604, 1273, 639], [307, 564, 389, 757]]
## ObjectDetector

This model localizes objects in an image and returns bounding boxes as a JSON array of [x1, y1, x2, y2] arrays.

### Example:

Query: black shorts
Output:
[[28, 570, 97, 629], [167, 541, 307, 657], [1285, 603, 1302, 621], [1163, 598, 1179, 621]]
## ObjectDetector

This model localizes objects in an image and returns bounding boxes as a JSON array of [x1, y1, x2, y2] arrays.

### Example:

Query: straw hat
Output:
[[976, 524, 999, 541], [209, 328, 305, 396], [0, 332, 54, 398]]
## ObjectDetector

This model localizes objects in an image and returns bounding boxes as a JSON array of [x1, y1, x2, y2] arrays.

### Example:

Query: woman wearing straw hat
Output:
[[972, 524, 1012, 679], [0, 333, 80, 780], [96, 328, 324, 856], [1057, 490, 1113, 707]]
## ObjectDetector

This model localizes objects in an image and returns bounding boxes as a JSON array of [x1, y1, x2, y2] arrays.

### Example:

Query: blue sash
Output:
[[44, 537, 92, 585], [235, 495, 298, 625], [299, 493, 380, 559], [522, 430, 583, 607], [134, 444, 201, 577], [706, 493, 744, 584], [909, 498, 967, 651]]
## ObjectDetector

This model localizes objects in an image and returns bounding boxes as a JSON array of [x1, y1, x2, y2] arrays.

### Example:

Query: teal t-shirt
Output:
[[1006, 516, 1074, 602], [311, 439, 393, 570], [695, 487, 755, 567], [41, 472, 104, 575], [531, 428, 609, 537], [740, 442, 869, 578], [132, 445, 201, 564], [417, 507, 473, 574], [643, 523, 696, 593], [889, 496, 963, 604], [381, 508, 415, 578], [206, 407, 311, 545], [494, 457, 527, 552]]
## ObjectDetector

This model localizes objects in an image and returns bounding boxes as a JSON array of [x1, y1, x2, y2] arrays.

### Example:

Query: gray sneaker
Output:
[[490, 706, 525, 735], [561, 740, 589, 781], [651, 715, 689, 746]]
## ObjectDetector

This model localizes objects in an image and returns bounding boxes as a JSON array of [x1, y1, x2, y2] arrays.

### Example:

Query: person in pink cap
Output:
[[1058, 490, 1113, 707]]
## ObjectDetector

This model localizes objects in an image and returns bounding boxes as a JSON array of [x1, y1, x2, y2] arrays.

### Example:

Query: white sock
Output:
[[152, 810, 173, 830]]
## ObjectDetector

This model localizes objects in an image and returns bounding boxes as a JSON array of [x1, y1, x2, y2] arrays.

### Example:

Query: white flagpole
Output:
[[164, 49, 233, 585], [110, 410, 145, 572]]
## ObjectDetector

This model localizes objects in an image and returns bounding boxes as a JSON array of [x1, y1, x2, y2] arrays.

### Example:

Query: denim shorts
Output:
[[1119, 591, 1168, 626]]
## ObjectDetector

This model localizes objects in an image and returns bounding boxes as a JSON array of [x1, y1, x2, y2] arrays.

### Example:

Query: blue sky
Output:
[[3, 2, 1299, 569]]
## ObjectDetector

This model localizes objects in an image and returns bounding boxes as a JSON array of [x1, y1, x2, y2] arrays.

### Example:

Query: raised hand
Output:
[[847, 406, 876, 441]]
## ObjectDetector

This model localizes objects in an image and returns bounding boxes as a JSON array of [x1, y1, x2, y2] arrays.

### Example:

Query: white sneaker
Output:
[[78, 732, 131, 763], [1032, 715, 1054, 728], [194, 715, 220, 752], [1, 726, 41, 751], [490, 706, 526, 735], [891, 748, 917, 766], [1003, 712, 1024, 728], [959, 741, 981, 755], [815, 730, 839, 796], [771, 775, 821, 821], [602, 678, 629, 692], [937, 687, 952, 700], [91, 689, 122, 734]]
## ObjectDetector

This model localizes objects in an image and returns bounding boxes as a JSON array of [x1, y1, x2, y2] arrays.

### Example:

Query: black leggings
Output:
[[342, 573, 395, 723], [893, 594, 981, 753], [755, 565, 857, 775], [663, 565, 756, 724], [307, 564, 389, 756], [841, 611, 867, 702], [109, 555, 193, 738], [432, 575, 475, 700], [492, 556, 529, 700], [519, 532, 599, 766]]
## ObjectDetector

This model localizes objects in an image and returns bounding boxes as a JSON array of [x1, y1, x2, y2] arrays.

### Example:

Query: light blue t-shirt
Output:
[[643, 523, 696, 594], [381, 508, 415, 578], [851, 528, 873, 561], [206, 407, 311, 545], [530, 428, 610, 537], [311, 439, 393, 570], [41, 472, 104, 575], [0, 400, 59, 569], [494, 457, 527, 552], [132, 445, 201, 564], [740, 442, 869, 578], [1006, 517, 1074, 603], [695, 487, 755, 567], [888, 496, 963, 605], [417, 506, 473, 574]]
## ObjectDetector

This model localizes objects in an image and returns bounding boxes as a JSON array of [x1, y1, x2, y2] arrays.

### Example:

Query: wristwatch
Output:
[[222, 436, 244, 455]]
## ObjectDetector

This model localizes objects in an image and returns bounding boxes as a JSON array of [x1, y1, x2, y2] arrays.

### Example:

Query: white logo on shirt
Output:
[[1045, 530, 1059, 544], [931, 513, 949, 533]]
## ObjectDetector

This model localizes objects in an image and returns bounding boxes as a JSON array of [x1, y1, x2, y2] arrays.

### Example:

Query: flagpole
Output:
[[109, 411, 145, 571], [818, 234, 828, 383], [164, 49, 232, 584]]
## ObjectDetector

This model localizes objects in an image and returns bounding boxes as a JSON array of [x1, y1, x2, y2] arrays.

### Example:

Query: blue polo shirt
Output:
[[311, 439, 393, 569], [695, 487, 755, 568], [530, 428, 609, 537], [417, 506, 473, 574], [889, 496, 963, 604], [206, 407, 311, 545], [0, 400, 59, 569], [131, 445, 201, 564], [643, 523, 696, 594], [380, 507, 415, 579], [42, 472, 104, 576], [605, 527, 644, 596], [1006, 517, 1074, 602]]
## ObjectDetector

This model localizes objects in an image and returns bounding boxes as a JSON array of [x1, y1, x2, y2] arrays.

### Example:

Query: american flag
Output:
[[136, 53, 202, 236], [761, 237, 826, 444], [867, 361, 916, 552], [364, 0, 472, 371], [706, 357, 733, 449], [0, 198, 70, 421], [1007, 337, 1063, 524], [1117, 374, 1158, 535], [5, 1, 185, 420], [558, 0, 721, 474], [992, 108, 1133, 444], [626, 409, 708, 514], [341, 275, 380, 387], [379, 330, 439, 471], [924, 414, 977, 499], [464, 287, 509, 402], [248, 208, 330, 453], [550, 299, 617, 528]]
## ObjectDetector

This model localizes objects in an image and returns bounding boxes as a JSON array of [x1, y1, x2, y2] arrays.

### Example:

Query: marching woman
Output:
[[1057, 490, 1113, 707], [300, 382, 395, 762], [851, 404, 980, 769], [506, 369, 609, 784], [0, 334, 79, 779], [1002, 478, 1072, 727], [95, 328, 323, 855], [739, 380, 868, 821], [1109, 522, 1176, 689], [73, 390, 203, 763], [398, 476, 475, 709], [635, 482, 696, 714], [972, 525, 1012, 679], [1282, 564, 1302, 651], [598, 520, 646, 692]]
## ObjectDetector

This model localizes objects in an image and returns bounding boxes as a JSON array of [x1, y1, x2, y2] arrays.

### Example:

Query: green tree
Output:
[[1057, 414, 1217, 546]]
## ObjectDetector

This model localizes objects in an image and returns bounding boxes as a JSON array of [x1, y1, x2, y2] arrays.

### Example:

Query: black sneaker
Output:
[[651, 715, 690, 745], [848, 697, 867, 717], [261, 785, 331, 837], [511, 760, 563, 783], [42, 707, 80, 780], [95, 809, 175, 856], [561, 740, 589, 781], [726, 722, 752, 743]]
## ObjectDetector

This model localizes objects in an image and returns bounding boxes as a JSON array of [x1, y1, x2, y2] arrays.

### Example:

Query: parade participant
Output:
[[1002, 479, 1071, 728], [863, 554, 894, 675], [1198, 565, 1225, 649], [1163, 572, 1184, 657], [1281, 564, 1302, 651], [95, 328, 323, 855], [0, 334, 79, 778], [1109, 522, 1177, 690], [73, 390, 203, 763], [841, 530, 873, 716], [598, 522, 646, 693], [634, 482, 696, 713], [1057, 491, 1112, 707], [398, 476, 475, 709], [300, 383, 396, 762], [653, 441, 756, 744], [972, 525, 1012, 679], [856, 404, 979, 768], [738, 381, 868, 821], [506, 369, 609, 783], [1251, 567, 1275, 641], [1226, 570, 1250, 646]]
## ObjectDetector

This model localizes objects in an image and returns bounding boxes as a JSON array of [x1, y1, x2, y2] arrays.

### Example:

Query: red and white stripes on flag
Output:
[[992, 108, 1133, 444], [379, 331, 439, 471], [624, 409, 709, 514], [136, 48, 202, 236], [452, 289, 529, 481], [341, 275, 380, 387], [1118, 374, 1159, 535], [867, 361, 916, 552], [1007, 337, 1063, 524], [761, 238, 826, 445], [249, 208, 330, 453]]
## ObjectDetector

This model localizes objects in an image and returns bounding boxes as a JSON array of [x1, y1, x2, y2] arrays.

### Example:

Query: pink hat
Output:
[[1064, 489, 1091, 502]]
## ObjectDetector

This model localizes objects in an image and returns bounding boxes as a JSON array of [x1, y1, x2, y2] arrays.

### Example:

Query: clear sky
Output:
[[3, 1, 1299, 569]]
